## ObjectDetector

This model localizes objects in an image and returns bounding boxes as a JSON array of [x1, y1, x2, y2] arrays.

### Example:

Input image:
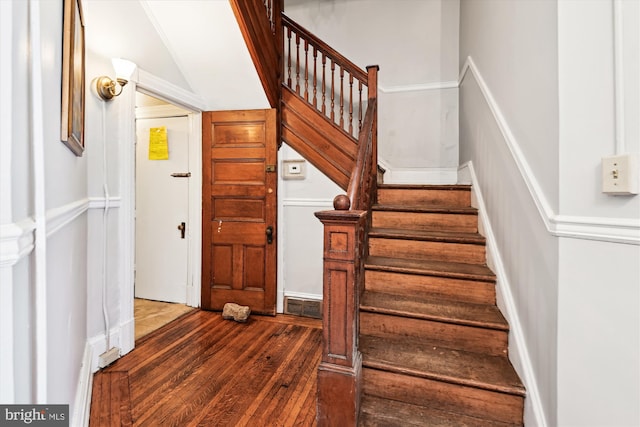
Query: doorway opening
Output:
[[133, 91, 199, 340]]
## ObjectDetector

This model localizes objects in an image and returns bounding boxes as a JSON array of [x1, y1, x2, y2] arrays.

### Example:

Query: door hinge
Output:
[[265, 164, 276, 173]]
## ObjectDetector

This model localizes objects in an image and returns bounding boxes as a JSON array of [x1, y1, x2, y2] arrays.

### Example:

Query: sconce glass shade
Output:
[[112, 58, 136, 82], [96, 58, 137, 101]]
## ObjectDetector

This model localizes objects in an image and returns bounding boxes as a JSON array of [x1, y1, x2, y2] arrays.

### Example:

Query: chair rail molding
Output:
[[378, 80, 458, 94], [459, 56, 640, 245]]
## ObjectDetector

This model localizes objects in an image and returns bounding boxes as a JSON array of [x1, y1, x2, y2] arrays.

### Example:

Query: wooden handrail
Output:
[[315, 67, 378, 427], [347, 98, 377, 210], [230, 0, 281, 108], [282, 15, 367, 83]]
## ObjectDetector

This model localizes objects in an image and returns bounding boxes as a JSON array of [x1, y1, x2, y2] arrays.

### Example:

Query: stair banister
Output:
[[230, 0, 282, 108], [282, 15, 371, 141], [314, 65, 378, 426]]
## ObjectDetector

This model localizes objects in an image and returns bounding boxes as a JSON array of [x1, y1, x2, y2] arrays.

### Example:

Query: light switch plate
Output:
[[602, 154, 638, 195]]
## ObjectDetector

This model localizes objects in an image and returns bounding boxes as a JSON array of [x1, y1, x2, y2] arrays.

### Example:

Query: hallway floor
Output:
[[91, 309, 322, 426], [134, 298, 194, 341]]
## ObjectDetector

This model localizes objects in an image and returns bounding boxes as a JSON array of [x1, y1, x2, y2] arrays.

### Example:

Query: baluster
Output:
[[321, 54, 327, 115], [358, 81, 363, 131], [286, 27, 292, 88], [304, 40, 309, 102], [330, 60, 335, 122], [339, 66, 344, 129], [349, 74, 354, 136], [313, 47, 318, 108], [295, 34, 301, 94], [266, 1, 272, 29]]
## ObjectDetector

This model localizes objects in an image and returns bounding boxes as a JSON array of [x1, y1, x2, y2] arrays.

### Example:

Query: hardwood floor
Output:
[[134, 298, 194, 340], [90, 310, 322, 426]]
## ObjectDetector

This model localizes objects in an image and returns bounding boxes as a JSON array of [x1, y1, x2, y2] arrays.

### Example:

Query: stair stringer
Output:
[[281, 86, 359, 191]]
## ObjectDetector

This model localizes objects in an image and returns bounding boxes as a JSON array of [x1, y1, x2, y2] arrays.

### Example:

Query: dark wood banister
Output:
[[281, 15, 368, 83], [230, 3, 378, 425], [314, 68, 378, 426], [282, 14, 372, 141], [347, 69, 378, 210], [230, 0, 282, 108]]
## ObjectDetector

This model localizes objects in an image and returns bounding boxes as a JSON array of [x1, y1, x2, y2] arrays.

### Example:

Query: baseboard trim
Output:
[[88, 326, 122, 373], [381, 166, 458, 185], [459, 161, 547, 427], [71, 343, 93, 427], [284, 291, 323, 301]]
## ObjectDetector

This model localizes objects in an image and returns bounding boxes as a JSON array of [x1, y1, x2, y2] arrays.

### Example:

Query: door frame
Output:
[[116, 68, 207, 356], [135, 106, 193, 304]]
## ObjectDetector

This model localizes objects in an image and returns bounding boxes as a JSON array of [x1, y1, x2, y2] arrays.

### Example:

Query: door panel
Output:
[[135, 116, 189, 303], [202, 109, 277, 314]]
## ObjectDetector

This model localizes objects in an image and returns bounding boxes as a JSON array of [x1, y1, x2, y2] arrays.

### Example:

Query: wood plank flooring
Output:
[[90, 310, 322, 426]]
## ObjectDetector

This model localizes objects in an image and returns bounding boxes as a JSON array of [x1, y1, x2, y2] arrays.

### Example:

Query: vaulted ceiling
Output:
[[84, 0, 269, 110]]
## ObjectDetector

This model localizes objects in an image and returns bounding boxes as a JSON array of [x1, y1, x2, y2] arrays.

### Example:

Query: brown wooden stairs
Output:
[[357, 184, 525, 426]]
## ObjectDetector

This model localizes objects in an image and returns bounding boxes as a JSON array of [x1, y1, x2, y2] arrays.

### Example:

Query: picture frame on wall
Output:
[[60, 0, 85, 156]]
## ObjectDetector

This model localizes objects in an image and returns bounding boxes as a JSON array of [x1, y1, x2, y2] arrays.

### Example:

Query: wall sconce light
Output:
[[96, 58, 137, 101]]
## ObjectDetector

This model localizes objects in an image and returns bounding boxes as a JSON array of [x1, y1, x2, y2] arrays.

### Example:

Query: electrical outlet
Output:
[[282, 160, 306, 180], [602, 154, 638, 195]]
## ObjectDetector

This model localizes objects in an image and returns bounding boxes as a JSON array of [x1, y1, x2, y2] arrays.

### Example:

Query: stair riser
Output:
[[369, 238, 486, 265], [364, 270, 496, 305], [377, 189, 471, 207], [363, 368, 524, 425], [372, 211, 478, 233], [360, 312, 508, 356]]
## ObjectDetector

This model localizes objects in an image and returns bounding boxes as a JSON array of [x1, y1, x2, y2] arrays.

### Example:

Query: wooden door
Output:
[[202, 109, 277, 315]]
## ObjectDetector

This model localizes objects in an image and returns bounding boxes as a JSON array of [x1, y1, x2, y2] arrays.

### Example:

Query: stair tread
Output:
[[365, 256, 496, 282], [372, 204, 477, 215], [359, 395, 521, 427], [360, 291, 508, 330], [360, 334, 525, 396], [370, 227, 486, 244]]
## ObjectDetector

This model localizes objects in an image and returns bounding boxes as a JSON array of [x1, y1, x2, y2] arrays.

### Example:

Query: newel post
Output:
[[314, 195, 366, 427]]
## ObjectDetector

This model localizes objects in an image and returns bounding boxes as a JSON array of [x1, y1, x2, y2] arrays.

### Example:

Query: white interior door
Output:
[[135, 115, 190, 303]]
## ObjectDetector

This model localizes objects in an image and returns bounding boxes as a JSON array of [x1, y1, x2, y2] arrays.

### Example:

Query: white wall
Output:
[[83, 0, 191, 92], [459, 74, 559, 427], [278, 145, 342, 305], [460, 0, 640, 426], [0, 0, 89, 416], [556, 1, 640, 425], [459, 0, 560, 213], [285, 0, 460, 183]]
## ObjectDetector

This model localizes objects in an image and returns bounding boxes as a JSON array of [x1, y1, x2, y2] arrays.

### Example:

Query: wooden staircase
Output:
[[229, 2, 526, 425], [358, 184, 525, 426]]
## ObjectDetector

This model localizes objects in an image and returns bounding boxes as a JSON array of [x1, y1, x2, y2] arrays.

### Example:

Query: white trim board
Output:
[[458, 56, 640, 245], [114, 68, 204, 362], [284, 291, 323, 301], [378, 80, 458, 94], [380, 165, 458, 185], [0, 198, 102, 268], [71, 343, 93, 427], [459, 161, 547, 427], [282, 198, 334, 208]]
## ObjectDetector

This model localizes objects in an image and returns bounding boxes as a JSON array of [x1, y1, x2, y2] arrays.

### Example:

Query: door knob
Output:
[[177, 222, 186, 239], [266, 226, 273, 244]]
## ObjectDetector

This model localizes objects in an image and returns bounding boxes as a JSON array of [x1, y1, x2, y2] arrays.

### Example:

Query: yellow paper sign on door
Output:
[[149, 126, 169, 160]]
